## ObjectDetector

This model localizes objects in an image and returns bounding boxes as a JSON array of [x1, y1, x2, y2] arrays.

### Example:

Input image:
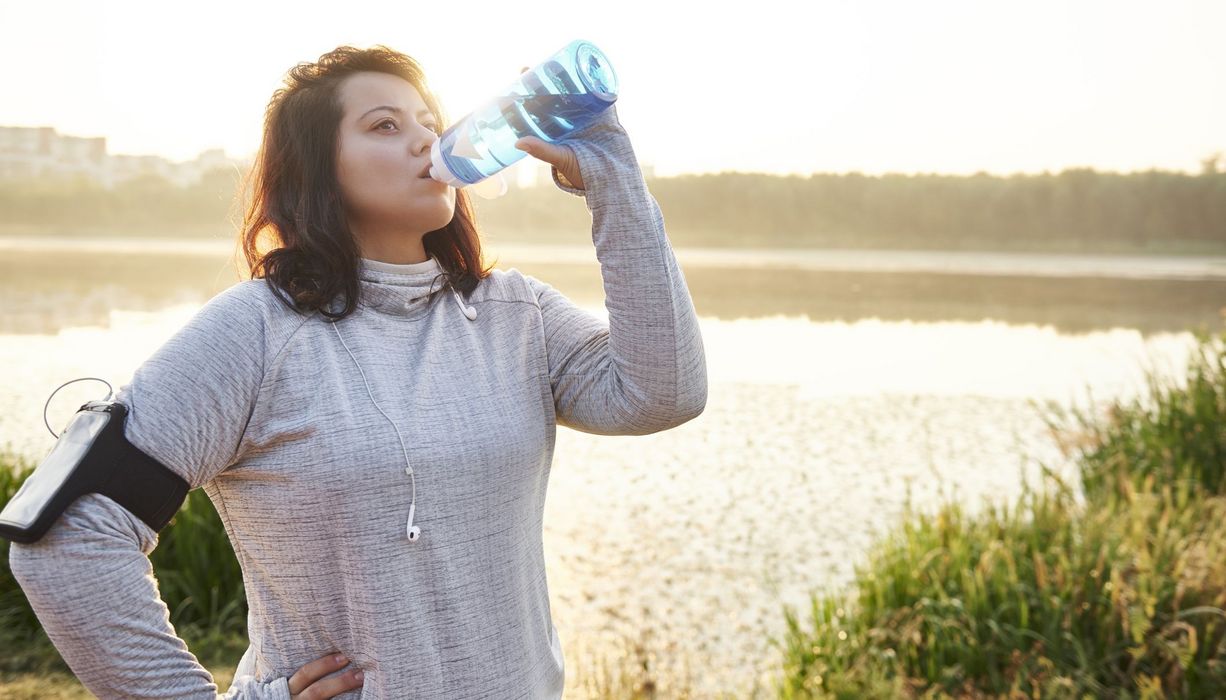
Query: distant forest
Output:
[[2, 158, 1224, 254]]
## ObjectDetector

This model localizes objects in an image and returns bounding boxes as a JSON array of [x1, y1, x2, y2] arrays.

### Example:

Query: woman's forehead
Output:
[[341, 72, 430, 115]]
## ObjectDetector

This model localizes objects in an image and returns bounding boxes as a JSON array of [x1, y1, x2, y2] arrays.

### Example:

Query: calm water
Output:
[[2, 237, 1223, 697]]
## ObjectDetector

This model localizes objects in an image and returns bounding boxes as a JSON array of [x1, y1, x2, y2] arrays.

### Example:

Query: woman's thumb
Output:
[[515, 136, 560, 164], [514, 136, 544, 157], [516, 137, 574, 168]]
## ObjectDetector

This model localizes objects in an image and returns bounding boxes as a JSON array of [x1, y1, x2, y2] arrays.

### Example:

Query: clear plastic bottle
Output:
[[427, 39, 619, 189]]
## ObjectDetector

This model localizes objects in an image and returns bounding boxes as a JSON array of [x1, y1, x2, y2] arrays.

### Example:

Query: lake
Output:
[[1, 236, 1224, 697]]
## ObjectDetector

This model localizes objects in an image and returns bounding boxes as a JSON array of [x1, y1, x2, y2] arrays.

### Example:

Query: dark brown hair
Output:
[[235, 44, 493, 321]]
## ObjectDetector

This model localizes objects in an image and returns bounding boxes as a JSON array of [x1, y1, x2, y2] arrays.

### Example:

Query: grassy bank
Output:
[[772, 327, 1226, 698]]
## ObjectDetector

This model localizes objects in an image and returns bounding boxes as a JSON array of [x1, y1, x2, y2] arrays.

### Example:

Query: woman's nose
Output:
[[413, 126, 438, 156]]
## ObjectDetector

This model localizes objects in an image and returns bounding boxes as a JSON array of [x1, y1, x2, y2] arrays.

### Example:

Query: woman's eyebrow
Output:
[[359, 106, 433, 121]]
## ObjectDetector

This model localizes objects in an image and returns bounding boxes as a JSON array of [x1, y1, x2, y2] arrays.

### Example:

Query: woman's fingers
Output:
[[288, 652, 365, 699], [514, 65, 585, 188], [516, 138, 584, 190], [288, 652, 345, 694]]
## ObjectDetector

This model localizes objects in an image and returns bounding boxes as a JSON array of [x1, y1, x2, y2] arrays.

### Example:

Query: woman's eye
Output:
[[375, 120, 441, 135]]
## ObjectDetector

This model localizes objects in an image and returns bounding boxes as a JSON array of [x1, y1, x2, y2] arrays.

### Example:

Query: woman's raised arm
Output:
[[522, 104, 708, 435]]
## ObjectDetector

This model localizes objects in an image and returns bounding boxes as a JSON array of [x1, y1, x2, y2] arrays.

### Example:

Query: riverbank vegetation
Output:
[[2, 163, 1224, 254], [774, 327, 1226, 698]]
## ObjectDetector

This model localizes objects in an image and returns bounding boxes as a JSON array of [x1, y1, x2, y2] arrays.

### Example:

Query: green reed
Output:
[[0, 449, 58, 674], [1042, 326, 1226, 504], [772, 327, 1226, 699]]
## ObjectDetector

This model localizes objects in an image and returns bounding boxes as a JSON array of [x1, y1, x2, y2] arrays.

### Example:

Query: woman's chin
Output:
[[420, 198, 456, 229]]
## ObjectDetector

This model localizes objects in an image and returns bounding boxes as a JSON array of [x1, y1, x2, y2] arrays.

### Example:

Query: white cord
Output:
[[43, 377, 113, 439], [330, 319, 418, 535]]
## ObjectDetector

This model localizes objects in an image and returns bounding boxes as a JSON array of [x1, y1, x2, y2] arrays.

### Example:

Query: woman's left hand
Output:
[[512, 66, 585, 191]]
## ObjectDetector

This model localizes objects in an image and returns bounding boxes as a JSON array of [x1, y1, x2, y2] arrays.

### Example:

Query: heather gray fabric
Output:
[[8, 103, 707, 699]]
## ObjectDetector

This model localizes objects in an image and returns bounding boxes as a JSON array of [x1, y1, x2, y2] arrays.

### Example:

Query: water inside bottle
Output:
[[436, 91, 611, 186]]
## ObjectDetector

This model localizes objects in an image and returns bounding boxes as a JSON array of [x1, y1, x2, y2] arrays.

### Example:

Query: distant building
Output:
[[0, 125, 248, 189], [0, 126, 107, 182]]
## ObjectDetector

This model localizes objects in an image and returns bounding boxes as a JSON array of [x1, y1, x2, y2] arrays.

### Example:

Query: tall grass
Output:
[[772, 327, 1226, 698], [1042, 327, 1226, 503], [0, 450, 61, 675]]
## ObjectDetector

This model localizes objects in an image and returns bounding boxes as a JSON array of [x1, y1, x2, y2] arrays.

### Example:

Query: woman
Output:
[[9, 44, 707, 699]]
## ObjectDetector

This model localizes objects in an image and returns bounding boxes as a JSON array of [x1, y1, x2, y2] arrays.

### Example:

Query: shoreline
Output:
[[2, 234, 1226, 281]]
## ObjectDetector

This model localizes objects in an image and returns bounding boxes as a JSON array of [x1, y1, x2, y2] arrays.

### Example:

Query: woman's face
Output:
[[335, 71, 456, 253]]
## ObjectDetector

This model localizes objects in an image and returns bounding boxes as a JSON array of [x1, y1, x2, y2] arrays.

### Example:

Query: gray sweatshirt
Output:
[[8, 104, 707, 699]]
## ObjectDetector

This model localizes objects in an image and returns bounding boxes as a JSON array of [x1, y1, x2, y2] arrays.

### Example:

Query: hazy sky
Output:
[[2, 0, 1223, 177]]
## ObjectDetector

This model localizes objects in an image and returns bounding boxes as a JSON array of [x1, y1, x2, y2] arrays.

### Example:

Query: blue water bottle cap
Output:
[[574, 40, 619, 102]]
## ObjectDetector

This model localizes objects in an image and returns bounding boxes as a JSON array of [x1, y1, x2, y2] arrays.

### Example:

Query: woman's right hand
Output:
[[287, 653, 365, 699]]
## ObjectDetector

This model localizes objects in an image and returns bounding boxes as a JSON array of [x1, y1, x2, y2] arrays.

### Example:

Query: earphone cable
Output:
[[330, 319, 418, 524]]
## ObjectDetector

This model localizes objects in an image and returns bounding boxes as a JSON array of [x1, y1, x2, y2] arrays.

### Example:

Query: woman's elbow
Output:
[[674, 381, 708, 427], [675, 357, 708, 424], [637, 379, 707, 433]]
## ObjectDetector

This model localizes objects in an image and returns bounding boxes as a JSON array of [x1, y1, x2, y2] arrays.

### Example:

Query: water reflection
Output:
[[1, 242, 1224, 336], [519, 259, 1226, 336]]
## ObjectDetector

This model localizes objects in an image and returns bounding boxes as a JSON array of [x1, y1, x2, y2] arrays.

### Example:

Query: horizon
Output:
[[1, 127, 1221, 182], [2, 0, 1223, 178]]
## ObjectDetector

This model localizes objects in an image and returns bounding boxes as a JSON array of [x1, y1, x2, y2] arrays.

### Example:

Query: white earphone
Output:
[[406, 502, 420, 541]]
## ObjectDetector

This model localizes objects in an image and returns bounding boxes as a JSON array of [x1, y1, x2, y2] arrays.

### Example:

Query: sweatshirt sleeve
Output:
[[524, 103, 708, 436], [8, 282, 290, 699]]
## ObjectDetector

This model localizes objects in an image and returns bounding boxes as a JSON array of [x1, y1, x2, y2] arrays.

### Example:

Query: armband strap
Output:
[[0, 401, 189, 544]]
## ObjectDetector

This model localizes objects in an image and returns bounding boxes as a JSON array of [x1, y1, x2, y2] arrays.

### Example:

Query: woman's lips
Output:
[[416, 164, 447, 186]]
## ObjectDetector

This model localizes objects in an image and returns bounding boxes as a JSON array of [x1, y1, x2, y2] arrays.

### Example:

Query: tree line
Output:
[[2, 161, 1223, 253]]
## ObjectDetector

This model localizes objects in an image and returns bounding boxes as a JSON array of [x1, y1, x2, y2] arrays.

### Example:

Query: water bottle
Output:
[[427, 39, 619, 189]]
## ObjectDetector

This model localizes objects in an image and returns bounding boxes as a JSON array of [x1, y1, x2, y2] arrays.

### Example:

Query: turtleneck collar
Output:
[[354, 255, 477, 321], [360, 256, 442, 276]]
